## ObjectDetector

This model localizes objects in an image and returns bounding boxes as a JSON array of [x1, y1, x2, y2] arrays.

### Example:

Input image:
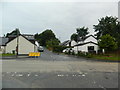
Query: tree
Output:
[[76, 27, 89, 40], [34, 29, 60, 46], [94, 16, 120, 47], [6, 28, 20, 37], [98, 34, 118, 53], [70, 33, 78, 42], [46, 38, 60, 50]]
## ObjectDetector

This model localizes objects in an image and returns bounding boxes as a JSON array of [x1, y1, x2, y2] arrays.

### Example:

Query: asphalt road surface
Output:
[[1, 49, 119, 88]]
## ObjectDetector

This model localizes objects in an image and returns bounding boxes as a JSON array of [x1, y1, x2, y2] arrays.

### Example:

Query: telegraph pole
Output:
[[77, 35, 79, 54], [16, 28, 19, 58]]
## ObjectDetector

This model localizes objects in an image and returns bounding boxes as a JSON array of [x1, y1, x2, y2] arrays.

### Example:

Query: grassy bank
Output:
[[0, 53, 15, 57], [64, 51, 120, 61], [92, 54, 120, 61]]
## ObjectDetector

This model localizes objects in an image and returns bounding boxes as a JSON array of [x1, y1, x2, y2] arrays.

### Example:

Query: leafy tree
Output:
[[98, 34, 118, 52], [34, 33, 39, 40], [6, 28, 20, 37], [70, 33, 78, 42], [94, 16, 120, 47], [76, 27, 89, 39], [46, 38, 60, 50], [34, 29, 60, 46]]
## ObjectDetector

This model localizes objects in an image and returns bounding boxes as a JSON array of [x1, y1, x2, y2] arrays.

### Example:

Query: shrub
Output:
[[77, 51, 93, 58], [85, 53, 93, 58], [52, 45, 71, 53], [77, 51, 86, 56]]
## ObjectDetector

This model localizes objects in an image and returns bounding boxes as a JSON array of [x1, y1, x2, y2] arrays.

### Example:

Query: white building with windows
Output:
[[0, 34, 39, 55], [73, 35, 98, 53], [62, 35, 99, 54]]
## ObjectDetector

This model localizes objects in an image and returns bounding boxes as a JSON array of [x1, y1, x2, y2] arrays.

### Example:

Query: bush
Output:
[[71, 51, 75, 55], [52, 45, 71, 53], [85, 53, 93, 58], [77, 51, 86, 56], [77, 51, 93, 58]]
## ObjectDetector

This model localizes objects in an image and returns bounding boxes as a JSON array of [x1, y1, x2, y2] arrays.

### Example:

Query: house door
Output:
[[88, 46, 94, 53]]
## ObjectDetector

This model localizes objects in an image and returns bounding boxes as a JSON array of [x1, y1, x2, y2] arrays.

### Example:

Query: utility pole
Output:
[[16, 28, 19, 58], [77, 35, 79, 54]]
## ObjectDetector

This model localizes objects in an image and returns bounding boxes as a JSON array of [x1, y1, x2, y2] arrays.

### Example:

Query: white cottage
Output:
[[4, 34, 38, 55], [0, 37, 8, 54], [73, 35, 98, 53]]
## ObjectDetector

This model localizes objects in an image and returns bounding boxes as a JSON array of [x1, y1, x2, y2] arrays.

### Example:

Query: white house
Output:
[[0, 37, 8, 54], [1, 34, 39, 55], [70, 40, 77, 46], [73, 35, 99, 53], [61, 35, 99, 54]]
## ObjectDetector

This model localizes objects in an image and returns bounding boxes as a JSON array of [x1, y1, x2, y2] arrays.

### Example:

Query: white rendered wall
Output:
[[71, 40, 77, 46], [73, 43, 98, 53], [6, 38, 17, 54], [18, 36, 35, 54], [6, 36, 37, 54]]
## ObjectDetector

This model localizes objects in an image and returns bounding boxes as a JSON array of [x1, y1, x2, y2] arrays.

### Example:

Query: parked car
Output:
[[38, 46, 44, 52], [62, 48, 73, 53]]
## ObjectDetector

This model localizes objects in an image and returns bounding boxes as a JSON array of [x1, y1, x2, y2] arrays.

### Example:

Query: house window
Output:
[[88, 46, 94, 51]]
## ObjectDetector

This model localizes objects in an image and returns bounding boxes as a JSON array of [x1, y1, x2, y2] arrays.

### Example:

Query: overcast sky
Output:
[[0, 0, 119, 42]]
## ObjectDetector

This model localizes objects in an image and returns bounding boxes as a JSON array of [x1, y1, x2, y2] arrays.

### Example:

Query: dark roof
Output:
[[78, 35, 97, 42], [84, 35, 97, 40], [0, 37, 8, 46], [7, 35, 18, 38], [22, 34, 34, 40], [22, 34, 34, 36], [74, 41, 98, 47], [60, 40, 71, 46]]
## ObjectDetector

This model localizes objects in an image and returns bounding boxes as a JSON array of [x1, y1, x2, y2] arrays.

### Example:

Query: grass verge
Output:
[[92, 54, 120, 61], [0, 53, 15, 57]]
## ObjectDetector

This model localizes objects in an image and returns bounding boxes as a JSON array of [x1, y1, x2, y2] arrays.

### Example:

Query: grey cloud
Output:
[[1, 2, 118, 41]]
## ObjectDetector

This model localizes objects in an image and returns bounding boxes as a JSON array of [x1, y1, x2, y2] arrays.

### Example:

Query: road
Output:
[[1, 49, 119, 88]]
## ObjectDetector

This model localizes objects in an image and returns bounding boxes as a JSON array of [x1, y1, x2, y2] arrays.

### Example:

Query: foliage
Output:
[[0, 53, 15, 57], [70, 27, 89, 43], [94, 16, 120, 47], [70, 33, 78, 42], [76, 51, 93, 58], [34, 29, 60, 46], [76, 27, 89, 39], [6, 28, 20, 37], [98, 34, 118, 52], [52, 45, 70, 53], [92, 54, 120, 61], [77, 51, 86, 57], [46, 38, 60, 50]]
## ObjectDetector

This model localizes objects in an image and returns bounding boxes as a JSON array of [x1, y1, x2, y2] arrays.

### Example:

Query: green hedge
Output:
[[52, 45, 71, 53]]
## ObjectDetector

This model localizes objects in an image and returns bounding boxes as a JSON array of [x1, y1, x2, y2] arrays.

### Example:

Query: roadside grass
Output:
[[63, 51, 120, 61], [92, 54, 120, 61], [0, 53, 15, 57]]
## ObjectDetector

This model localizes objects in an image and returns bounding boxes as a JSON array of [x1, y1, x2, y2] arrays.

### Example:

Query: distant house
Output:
[[0, 37, 8, 53], [60, 40, 71, 46], [73, 35, 98, 53], [62, 35, 99, 53], [0, 34, 39, 55]]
